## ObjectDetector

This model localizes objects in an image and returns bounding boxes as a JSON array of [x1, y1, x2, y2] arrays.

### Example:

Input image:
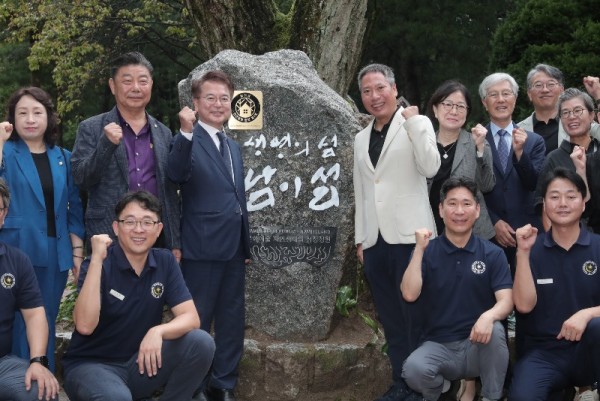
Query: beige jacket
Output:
[[353, 110, 440, 249]]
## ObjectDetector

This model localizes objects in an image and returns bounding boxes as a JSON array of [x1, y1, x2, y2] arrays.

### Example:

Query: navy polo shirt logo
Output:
[[151, 282, 164, 298], [583, 261, 598, 276], [471, 261, 486, 274], [1, 273, 15, 289]]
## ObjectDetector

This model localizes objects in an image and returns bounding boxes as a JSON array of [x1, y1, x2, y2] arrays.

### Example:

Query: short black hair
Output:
[[541, 167, 587, 199], [191, 70, 234, 98], [114, 191, 162, 221], [440, 176, 479, 203], [110, 52, 153, 78]]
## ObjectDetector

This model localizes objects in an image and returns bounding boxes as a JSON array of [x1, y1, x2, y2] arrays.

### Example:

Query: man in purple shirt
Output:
[[72, 52, 181, 267]]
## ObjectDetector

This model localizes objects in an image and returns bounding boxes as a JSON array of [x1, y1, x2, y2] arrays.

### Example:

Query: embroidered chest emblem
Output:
[[582, 261, 597, 276], [471, 261, 486, 275], [1, 273, 15, 289], [151, 282, 164, 299]]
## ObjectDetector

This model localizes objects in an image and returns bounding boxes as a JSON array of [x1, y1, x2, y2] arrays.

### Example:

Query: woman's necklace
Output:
[[441, 141, 457, 159]]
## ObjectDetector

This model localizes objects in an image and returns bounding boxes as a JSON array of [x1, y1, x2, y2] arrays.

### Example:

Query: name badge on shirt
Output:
[[537, 278, 553, 285], [110, 289, 125, 301]]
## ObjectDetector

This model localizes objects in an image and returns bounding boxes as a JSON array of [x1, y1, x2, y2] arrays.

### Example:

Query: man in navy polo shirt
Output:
[[401, 177, 513, 401], [0, 178, 59, 401], [510, 168, 600, 401], [62, 191, 215, 401]]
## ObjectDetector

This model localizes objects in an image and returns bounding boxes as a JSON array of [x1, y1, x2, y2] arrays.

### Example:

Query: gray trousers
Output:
[[0, 355, 48, 401], [402, 321, 507, 401]]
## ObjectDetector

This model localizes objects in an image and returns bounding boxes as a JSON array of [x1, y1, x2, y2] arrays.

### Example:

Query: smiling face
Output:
[[527, 71, 563, 113], [14, 95, 48, 145], [559, 97, 594, 140], [360, 71, 398, 126], [482, 80, 516, 126], [109, 64, 153, 113], [433, 90, 468, 132], [113, 201, 163, 258], [193, 80, 232, 130], [439, 186, 480, 237], [543, 177, 585, 228]]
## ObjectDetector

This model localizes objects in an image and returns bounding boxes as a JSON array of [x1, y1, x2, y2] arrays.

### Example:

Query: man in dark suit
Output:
[[168, 70, 250, 401], [479, 72, 545, 274], [71, 51, 181, 264]]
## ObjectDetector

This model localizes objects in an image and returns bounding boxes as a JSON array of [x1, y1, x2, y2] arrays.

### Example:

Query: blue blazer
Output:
[[0, 139, 85, 271], [483, 123, 545, 230], [167, 124, 250, 261]]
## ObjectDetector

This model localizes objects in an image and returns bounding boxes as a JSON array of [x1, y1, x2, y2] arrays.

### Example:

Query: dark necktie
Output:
[[217, 131, 233, 179], [497, 129, 509, 172]]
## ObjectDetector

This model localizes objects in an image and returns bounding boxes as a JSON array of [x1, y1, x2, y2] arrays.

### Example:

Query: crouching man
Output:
[[401, 177, 513, 401], [62, 191, 215, 401], [0, 177, 59, 401]]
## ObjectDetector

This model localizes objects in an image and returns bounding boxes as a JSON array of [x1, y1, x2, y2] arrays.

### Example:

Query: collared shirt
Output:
[[491, 121, 516, 151], [368, 108, 400, 167], [62, 243, 191, 371], [181, 120, 235, 182], [418, 234, 512, 343], [0, 242, 43, 357], [520, 228, 600, 349], [181, 120, 221, 150], [532, 114, 560, 155], [118, 110, 158, 196]]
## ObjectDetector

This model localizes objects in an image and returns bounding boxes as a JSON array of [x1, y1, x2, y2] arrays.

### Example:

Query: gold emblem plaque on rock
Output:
[[228, 90, 263, 130]]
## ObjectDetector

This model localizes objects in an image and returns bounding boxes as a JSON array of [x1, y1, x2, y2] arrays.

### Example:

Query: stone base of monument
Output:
[[55, 329, 392, 401]]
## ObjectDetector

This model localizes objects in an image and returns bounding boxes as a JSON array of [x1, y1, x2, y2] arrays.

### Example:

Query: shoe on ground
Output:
[[206, 387, 236, 401], [192, 389, 209, 401], [374, 382, 413, 401]]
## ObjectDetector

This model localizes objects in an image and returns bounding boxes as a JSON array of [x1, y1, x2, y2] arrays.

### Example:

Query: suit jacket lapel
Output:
[[14, 140, 45, 207], [451, 130, 469, 173], [107, 108, 130, 185], [378, 109, 405, 164], [48, 146, 66, 213], [194, 125, 235, 186]]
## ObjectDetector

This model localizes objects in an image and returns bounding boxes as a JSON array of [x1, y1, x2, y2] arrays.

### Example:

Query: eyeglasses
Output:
[[117, 219, 160, 230], [530, 81, 559, 91], [560, 107, 587, 119], [485, 91, 515, 100], [200, 95, 231, 105], [439, 101, 468, 114]]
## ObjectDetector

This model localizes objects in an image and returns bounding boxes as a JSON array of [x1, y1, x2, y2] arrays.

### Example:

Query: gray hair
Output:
[[357, 63, 395, 91], [558, 88, 595, 114], [526, 64, 564, 88], [479, 72, 519, 100], [0, 178, 10, 209]]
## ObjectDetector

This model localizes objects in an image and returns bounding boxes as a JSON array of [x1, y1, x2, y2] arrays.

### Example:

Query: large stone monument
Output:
[[178, 49, 362, 341]]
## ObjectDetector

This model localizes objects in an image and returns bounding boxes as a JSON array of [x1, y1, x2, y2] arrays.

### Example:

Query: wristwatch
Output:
[[30, 356, 49, 368]]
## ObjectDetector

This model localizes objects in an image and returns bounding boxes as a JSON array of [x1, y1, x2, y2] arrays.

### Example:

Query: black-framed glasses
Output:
[[117, 219, 160, 230], [560, 108, 587, 119]]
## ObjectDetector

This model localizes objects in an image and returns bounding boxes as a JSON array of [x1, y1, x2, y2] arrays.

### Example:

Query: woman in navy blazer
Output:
[[0, 87, 84, 371]]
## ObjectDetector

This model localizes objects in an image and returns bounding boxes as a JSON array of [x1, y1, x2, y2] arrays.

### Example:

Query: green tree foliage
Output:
[[357, 0, 515, 125], [0, 0, 203, 147], [490, 0, 600, 120]]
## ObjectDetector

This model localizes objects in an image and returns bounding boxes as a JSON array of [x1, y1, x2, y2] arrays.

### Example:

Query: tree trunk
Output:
[[289, 0, 373, 95], [183, 0, 279, 57], [183, 0, 374, 96]]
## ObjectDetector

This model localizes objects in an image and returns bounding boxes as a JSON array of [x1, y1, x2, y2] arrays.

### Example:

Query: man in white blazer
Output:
[[353, 63, 441, 401]]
